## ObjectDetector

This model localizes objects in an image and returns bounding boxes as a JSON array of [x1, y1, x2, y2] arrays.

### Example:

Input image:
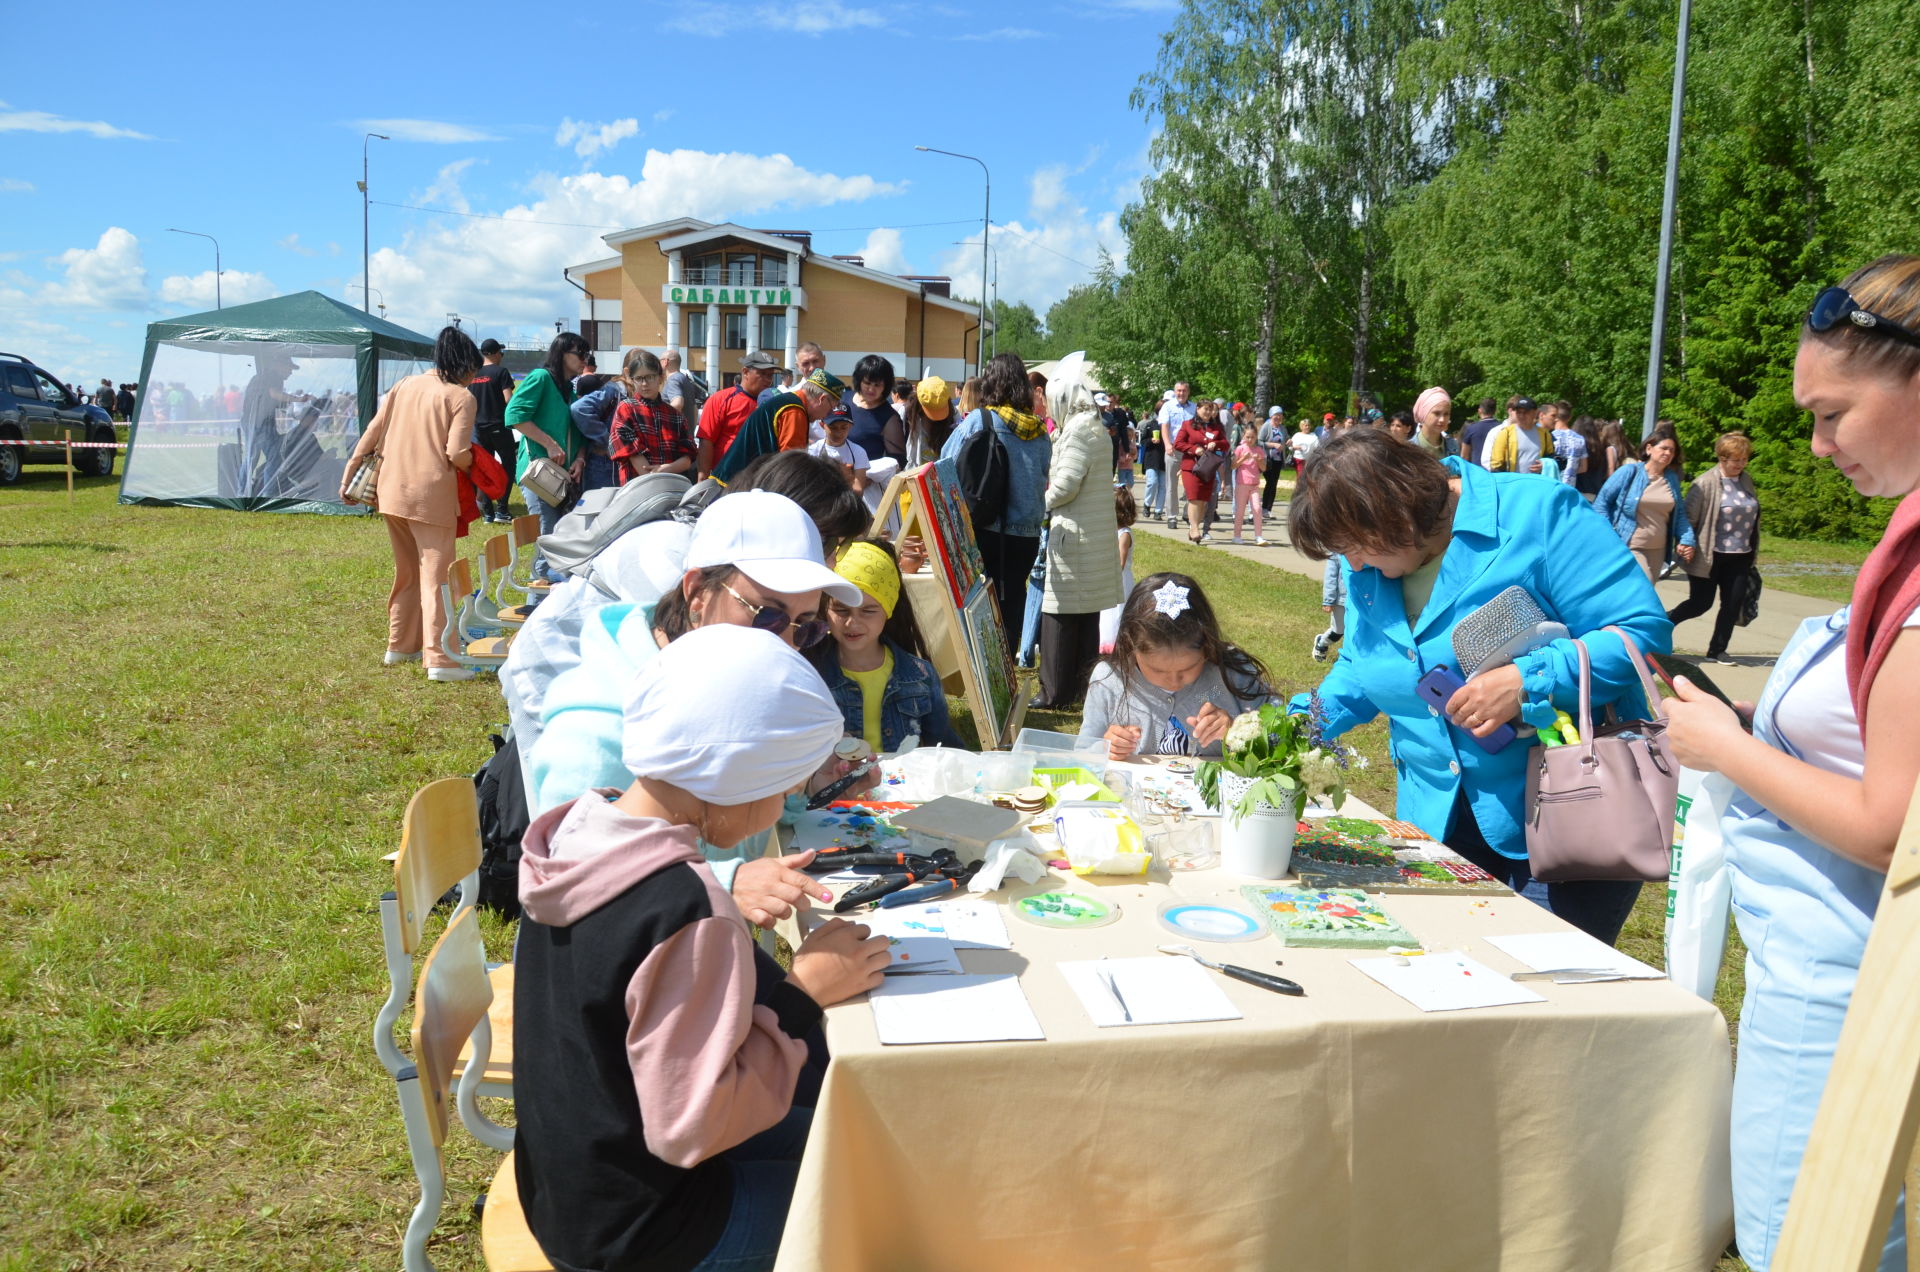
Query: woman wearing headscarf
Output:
[[340, 326, 481, 682], [1412, 387, 1459, 459], [1665, 255, 1920, 1272], [1032, 353, 1123, 708]]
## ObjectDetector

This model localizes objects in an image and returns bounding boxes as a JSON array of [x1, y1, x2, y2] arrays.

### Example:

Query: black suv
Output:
[[0, 352, 117, 484]]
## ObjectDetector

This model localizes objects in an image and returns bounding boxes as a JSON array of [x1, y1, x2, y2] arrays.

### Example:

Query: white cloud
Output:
[[957, 26, 1045, 40], [418, 159, 478, 213], [556, 117, 640, 160], [937, 167, 1124, 312], [665, 1, 886, 37], [857, 228, 910, 275], [42, 228, 149, 310], [277, 233, 317, 257], [352, 118, 500, 144], [0, 178, 33, 193], [653, 109, 677, 124], [0, 101, 152, 140], [365, 148, 906, 343], [159, 270, 278, 310]]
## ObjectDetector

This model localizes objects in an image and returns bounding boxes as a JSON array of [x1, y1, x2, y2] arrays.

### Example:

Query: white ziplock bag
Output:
[[1664, 767, 1734, 1001]]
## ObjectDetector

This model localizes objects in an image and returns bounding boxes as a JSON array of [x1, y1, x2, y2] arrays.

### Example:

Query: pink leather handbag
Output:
[[1524, 626, 1679, 883]]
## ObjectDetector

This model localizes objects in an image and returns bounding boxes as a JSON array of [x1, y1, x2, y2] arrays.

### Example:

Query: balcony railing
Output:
[[682, 267, 788, 288]]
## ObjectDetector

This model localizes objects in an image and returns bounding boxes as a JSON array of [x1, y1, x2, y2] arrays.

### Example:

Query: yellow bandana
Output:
[[835, 542, 900, 617]]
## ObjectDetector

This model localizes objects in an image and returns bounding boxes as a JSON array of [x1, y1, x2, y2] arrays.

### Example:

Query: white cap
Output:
[[1093, 391, 1110, 407], [623, 625, 845, 803], [685, 491, 862, 606], [1214, 398, 1226, 406], [1162, 389, 1175, 401]]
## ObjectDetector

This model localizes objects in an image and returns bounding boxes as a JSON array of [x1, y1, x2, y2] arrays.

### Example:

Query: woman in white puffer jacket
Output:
[[1033, 352, 1122, 708]]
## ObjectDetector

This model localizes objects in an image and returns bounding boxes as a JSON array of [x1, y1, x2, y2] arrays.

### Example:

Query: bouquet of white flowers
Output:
[[1196, 694, 1365, 824]]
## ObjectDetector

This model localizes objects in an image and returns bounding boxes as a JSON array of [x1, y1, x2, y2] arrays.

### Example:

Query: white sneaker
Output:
[[1230, 537, 1248, 545], [383, 651, 421, 666], [1312, 633, 1331, 661], [427, 666, 477, 682], [1254, 537, 1273, 546]]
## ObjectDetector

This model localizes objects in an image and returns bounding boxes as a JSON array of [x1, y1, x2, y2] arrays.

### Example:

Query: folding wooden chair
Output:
[[375, 778, 513, 1146], [441, 557, 512, 669], [481, 533, 537, 626], [505, 514, 553, 602]]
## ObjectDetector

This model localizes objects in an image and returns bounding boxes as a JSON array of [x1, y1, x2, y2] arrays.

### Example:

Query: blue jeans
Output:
[[582, 452, 618, 493], [520, 481, 567, 583], [1143, 466, 1164, 516], [1446, 799, 1642, 945], [688, 1107, 814, 1272]]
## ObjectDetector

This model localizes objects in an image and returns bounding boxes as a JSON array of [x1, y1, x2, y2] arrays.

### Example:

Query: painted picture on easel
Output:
[[919, 459, 986, 607], [961, 580, 1017, 746]]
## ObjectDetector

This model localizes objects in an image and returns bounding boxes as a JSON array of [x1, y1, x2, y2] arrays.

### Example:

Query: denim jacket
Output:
[[1593, 461, 1696, 558], [814, 639, 964, 752], [1290, 459, 1671, 858], [938, 407, 1053, 538]]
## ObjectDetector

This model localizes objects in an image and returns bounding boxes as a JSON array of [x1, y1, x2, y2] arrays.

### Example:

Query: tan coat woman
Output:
[[342, 328, 480, 680]]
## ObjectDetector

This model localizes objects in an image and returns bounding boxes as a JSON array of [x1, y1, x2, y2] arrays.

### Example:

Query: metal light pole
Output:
[[358, 132, 389, 316], [1640, 0, 1693, 440], [348, 283, 383, 313], [917, 146, 990, 377], [166, 228, 222, 309]]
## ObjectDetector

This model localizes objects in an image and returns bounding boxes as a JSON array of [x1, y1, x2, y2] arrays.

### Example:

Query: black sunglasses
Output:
[[722, 581, 829, 649], [1807, 286, 1920, 349]]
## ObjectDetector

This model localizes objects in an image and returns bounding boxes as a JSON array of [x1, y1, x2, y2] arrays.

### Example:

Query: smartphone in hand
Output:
[[1646, 652, 1752, 732], [1414, 665, 1519, 754]]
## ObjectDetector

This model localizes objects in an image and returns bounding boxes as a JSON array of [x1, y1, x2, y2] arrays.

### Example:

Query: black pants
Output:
[[475, 427, 519, 517], [977, 529, 1040, 641], [1261, 458, 1283, 511], [1447, 798, 1643, 946], [1665, 550, 1753, 657], [1036, 610, 1102, 708]]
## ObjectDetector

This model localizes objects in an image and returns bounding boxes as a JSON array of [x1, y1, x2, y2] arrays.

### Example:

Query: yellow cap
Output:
[[834, 541, 901, 617], [916, 375, 952, 421]]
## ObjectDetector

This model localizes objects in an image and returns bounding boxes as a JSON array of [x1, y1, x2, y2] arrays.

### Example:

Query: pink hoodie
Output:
[[518, 797, 815, 1167]]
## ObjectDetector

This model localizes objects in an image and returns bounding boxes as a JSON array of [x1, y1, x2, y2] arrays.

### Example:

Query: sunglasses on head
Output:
[[1807, 286, 1920, 349], [722, 580, 829, 648]]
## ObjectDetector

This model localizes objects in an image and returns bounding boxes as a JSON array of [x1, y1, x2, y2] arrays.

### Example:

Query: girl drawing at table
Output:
[[805, 537, 965, 752], [514, 623, 892, 1272], [1078, 571, 1278, 760]]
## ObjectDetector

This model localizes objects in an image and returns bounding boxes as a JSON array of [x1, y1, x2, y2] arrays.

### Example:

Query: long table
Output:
[[772, 788, 1734, 1271]]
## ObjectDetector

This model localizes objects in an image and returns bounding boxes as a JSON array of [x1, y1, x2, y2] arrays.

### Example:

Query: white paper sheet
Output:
[[868, 974, 1045, 1045], [1350, 952, 1548, 1012], [1058, 957, 1243, 1027], [879, 935, 964, 976], [1486, 933, 1665, 983], [839, 899, 1014, 951], [789, 808, 912, 853]]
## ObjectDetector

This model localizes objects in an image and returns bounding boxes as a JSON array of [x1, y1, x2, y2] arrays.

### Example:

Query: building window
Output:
[[759, 311, 786, 352], [581, 318, 621, 350], [761, 255, 787, 285], [686, 311, 707, 347], [726, 253, 758, 286], [723, 312, 748, 349], [688, 251, 722, 285]]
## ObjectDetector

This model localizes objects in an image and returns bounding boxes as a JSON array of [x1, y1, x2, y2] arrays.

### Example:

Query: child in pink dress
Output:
[[1231, 435, 1269, 545]]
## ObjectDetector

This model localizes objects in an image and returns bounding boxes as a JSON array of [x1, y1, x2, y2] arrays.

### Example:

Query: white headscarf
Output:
[[1046, 351, 1099, 435], [621, 624, 844, 804]]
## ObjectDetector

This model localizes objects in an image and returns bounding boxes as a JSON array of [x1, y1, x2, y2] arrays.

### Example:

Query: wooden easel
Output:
[[1771, 780, 1920, 1271], [870, 465, 1027, 749]]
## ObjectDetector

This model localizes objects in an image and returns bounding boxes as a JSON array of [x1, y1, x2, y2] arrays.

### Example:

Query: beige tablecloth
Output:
[[773, 790, 1733, 1272]]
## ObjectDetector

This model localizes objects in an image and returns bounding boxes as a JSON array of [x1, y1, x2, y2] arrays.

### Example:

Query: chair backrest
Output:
[[444, 556, 481, 655], [512, 514, 541, 549], [410, 905, 494, 1151], [482, 534, 512, 600], [395, 777, 483, 954]]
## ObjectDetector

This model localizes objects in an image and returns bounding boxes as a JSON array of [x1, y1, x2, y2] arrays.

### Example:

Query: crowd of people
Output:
[[337, 252, 1920, 1272]]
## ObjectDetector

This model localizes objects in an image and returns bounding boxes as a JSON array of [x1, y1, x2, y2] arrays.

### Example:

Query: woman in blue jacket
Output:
[[1593, 429, 1697, 582], [1289, 429, 1671, 943], [939, 353, 1053, 627]]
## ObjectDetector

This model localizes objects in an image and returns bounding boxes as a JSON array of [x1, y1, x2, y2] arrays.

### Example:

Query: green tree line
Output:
[[1042, 0, 1919, 542]]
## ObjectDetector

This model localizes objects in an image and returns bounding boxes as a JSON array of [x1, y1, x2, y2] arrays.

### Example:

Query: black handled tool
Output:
[[1158, 942, 1307, 997]]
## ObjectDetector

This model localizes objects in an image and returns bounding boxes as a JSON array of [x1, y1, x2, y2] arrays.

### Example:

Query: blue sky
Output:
[[0, 0, 1177, 384]]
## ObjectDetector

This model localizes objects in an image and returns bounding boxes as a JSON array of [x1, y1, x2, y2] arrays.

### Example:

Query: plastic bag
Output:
[[1664, 767, 1733, 1001], [880, 748, 980, 801], [1053, 801, 1151, 876]]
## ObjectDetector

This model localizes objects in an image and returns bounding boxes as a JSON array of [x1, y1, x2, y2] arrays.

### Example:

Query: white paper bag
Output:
[[1664, 767, 1734, 1001]]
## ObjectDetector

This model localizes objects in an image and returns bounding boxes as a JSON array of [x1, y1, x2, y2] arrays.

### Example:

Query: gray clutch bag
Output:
[[1453, 585, 1569, 677]]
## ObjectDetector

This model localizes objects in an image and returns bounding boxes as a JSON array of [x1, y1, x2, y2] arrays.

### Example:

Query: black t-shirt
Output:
[[469, 362, 515, 430], [1139, 417, 1166, 466], [1461, 416, 1502, 467]]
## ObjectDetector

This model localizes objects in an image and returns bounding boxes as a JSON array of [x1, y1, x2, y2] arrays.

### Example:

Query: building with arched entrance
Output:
[[565, 218, 985, 389]]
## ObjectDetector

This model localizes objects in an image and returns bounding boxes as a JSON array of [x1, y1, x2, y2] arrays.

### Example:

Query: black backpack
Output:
[[953, 412, 1011, 531], [473, 734, 529, 918]]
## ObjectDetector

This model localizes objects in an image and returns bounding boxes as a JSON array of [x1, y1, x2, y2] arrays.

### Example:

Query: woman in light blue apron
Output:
[[1666, 254, 1920, 1271]]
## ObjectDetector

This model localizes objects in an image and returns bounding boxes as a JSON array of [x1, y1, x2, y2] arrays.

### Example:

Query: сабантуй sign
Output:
[[663, 285, 802, 307]]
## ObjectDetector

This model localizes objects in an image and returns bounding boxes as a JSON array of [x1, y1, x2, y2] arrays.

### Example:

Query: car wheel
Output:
[[0, 430, 20, 485], [86, 428, 116, 477]]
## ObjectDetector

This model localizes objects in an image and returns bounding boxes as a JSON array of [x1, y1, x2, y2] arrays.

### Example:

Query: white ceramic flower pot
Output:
[[1218, 773, 1299, 878]]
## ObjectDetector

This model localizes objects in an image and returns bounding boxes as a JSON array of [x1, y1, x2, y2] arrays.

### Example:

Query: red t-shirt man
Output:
[[695, 350, 782, 476]]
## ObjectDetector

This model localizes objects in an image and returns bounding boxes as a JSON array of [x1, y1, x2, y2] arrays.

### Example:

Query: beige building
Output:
[[564, 218, 984, 388]]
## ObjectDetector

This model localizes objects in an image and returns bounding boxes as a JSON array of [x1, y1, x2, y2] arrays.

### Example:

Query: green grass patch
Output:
[[0, 473, 1744, 1268], [1755, 531, 1867, 605]]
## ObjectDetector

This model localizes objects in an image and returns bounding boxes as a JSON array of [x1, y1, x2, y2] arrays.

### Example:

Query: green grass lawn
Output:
[[1, 475, 1744, 1269]]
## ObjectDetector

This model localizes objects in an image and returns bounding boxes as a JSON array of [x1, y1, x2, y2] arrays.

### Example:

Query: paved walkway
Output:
[[1130, 488, 1836, 705]]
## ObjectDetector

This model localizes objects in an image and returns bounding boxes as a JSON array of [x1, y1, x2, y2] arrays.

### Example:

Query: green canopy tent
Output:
[[118, 291, 436, 514]]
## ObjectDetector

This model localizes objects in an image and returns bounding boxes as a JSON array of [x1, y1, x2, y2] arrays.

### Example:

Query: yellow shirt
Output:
[[843, 648, 894, 753]]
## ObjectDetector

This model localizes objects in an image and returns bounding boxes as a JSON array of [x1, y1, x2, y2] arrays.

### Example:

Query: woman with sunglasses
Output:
[[1666, 255, 1920, 1272], [524, 490, 872, 929]]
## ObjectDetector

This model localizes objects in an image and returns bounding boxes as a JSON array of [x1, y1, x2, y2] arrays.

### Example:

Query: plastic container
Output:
[[973, 752, 1035, 794], [1013, 727, 1111, 774]]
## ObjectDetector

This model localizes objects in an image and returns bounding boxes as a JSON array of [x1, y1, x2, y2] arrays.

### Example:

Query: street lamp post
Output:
[[166, 228, 222, 309], [1640, 0, 1693, 440], [916, 145, 990, 378], [359, 132, 389, 316]]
